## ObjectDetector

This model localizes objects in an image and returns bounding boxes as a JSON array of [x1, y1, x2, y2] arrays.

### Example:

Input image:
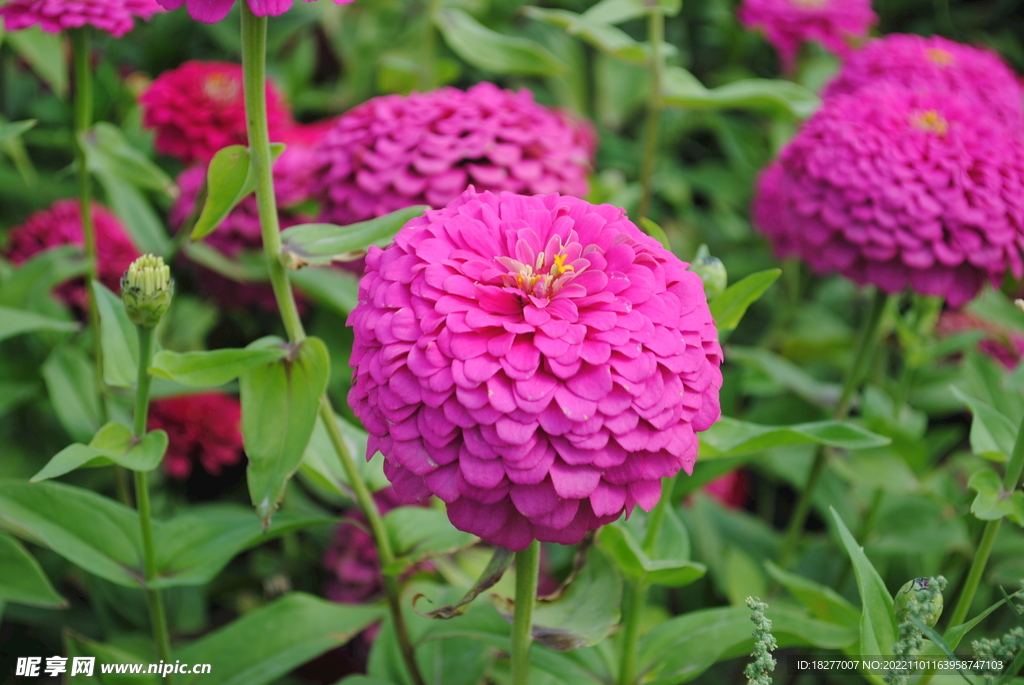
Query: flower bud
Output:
[[121, 254, 173, 328], [894, 577, 944, 627], [689, 254, 728, 300]]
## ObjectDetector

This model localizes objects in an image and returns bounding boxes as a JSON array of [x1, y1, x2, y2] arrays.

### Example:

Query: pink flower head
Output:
[[3, 199, 139, 315], [140, 61, 290, 165], [313, 83, 595, 226], [348, 189, 723, 551], [701, 470, 747, 509], [752, 86, 1024, 307], [935, 309, 1024, 369], [824, 34, 1024, 127], [738, 0, 877, 70], [156, 0, 352, 25], [148, 393, 243, 479], [0, 0, 163, 37]]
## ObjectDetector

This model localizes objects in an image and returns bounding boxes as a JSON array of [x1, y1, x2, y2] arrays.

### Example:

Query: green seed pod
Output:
[[894, 577, 944, 627], [121, 254, 173, 328], [690, 255, 728, 300]]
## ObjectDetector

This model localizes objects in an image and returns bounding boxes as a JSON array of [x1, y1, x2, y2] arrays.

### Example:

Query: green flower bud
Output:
[[690, 255, 728, 300], [121, 254, 173, 328], [894, 577, 944, 627]]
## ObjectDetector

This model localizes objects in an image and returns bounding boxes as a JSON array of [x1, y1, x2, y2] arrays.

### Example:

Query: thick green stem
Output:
[[239, 7, 425, 685], [637, 9, 664, 221], [618, 579, 647, 685], [778, 289, 888, 567], [132, 326, 173, 680], [511, 541, 540, 685]]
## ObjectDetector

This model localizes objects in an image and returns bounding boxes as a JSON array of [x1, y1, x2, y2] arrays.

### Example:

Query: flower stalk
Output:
[[511, 540, 540, 685], [238, 7, 425, 684]]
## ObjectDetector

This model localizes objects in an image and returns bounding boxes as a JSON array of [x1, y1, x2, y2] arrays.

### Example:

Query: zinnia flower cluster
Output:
[[3, 200, 139, 315], [313, 83, 594, 227], [148, 393, 243, 479], [0, 0, 162, 37], [737, 0, 876, 70], [156, 0, 352, 25], [752, 86, 1024, 307], [140, 61, 290, 165], [823, 34, 1024, 127], [348, 189, 723, 551]]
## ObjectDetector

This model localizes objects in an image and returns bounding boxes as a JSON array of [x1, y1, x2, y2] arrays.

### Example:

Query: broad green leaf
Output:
[[0, 381, 37, 419], [181, 243, 268, 284], [968, 286, 1024, 334], [0, 305, 78, 342], [290, 267, 360, 315], [92, 281, 139, 388], [598, 518, 706, 588], [175, 593, 384, 685], [968, 469, 1024, 525], [149, 347, 289, 387], [414, 547, 513, 619], [699, 417, 890, 459], [725, 346, 841, 407], [764, 561, 860, 630], [0, 532, 66, 608], [640, 217, 671, 249], [0, 120, 36, 144], [32, 422, 168, 482], [723, 546, 766, 606], [0, 245, 87, 308], [65, 632, 158, 685], [92, 168, 170, 255], [579, 0, 681, 24], [79, 123, 174, 195], [951, 386, 1017, 462], [280, 206, 428, 267], [708, 268, 780, 331], [435, 8, 566, 76], [191, 143, 285, 241], [383, 506, 476, 573], [301, 411, 390, 495], [662, 67, 821, 118], [523, 7, 657, 65], [831, 508, 896, 657], [7, 27, 67, 96], [41, 345, 102, 443], [241, 336, 331, 526]]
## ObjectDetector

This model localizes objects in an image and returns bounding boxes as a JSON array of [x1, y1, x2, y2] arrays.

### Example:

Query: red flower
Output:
[[148, 393, 244, 479]]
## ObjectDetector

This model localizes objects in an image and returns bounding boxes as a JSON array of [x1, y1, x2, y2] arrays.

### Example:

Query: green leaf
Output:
[[149, 347, 289, 387], [191, 144, 286, 241], [764, 561, 860, 630], [290, 267, 361, 315], [0, 245, 88, 309], [280, 206, 428, 267], [79, 123, 175, 195], [383, 506, 476, 573], [92, 169, 170, 256], [708, 268, 780, 331], [0, 532, 66, 608], [699, 417, 890, 459], [523, 7, 658, 65], [241, 336, 331, 526], [662, 67, 821, 118], [0, 305, 78, 342], [579, 0, 681, 24], [92, 281, 139, 388], [301, 411, 391, 495], [725, 346, 841, 407], [951, 386, 1017, 462], [0, 119, 36, 144], [65, 632, 159, 685], [415, 547, 513, 620], [32, 422, 168, 482], [968, 469, 1024, 525], [831, 508, 896, 657], [41, 345, 102, 443], [7, 27, 67, 96], [640, 217, 671, 249], [175, 593, 384, 685], [598, 518, 706, 588], [435, 8, 567, 76]]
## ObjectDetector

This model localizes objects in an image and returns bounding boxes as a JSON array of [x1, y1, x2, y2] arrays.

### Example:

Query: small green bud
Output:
[[690, 255, 728, 300], [121, 254, 173, 328], [894, 577, 944, 627]]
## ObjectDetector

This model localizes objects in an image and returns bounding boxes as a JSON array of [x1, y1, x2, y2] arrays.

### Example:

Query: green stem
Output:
[[419, 0, 441, 91], [133, 326, 173, 680], [777, 289, 888, 567], [618, 579, 647, 685], [511, 540, 540, 685], [637, 9, 664, 221], [239, 7, 425, 685]]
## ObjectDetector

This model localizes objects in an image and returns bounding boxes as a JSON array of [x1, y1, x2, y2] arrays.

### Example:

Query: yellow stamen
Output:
[[925, 48, 955, 66], [912, 110, 948, 135], [552, 253, 575, 276]]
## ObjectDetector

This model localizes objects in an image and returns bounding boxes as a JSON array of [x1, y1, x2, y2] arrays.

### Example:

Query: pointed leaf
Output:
[[383, 506, 476, 573], [523, 7, 664, 65], [92, 281, 139, 388], [968, 469, 1024, 525], [0, 245, 88, 308], [191, 144, 286, 241], [0, 532, 66, 608], [0, 305, 78, 342], [92, 169, 170, 255], [149, 347, 289, 387], [290, 267, 360, 315], [414, 547, 513, 619], [79, 123, 175, 195], [699, 417, 890, 459], [41, 345, 102, 443], [65, 632, 159, 685], [598, 518, 705, 588], [580, 0, 681, 23], [764, 561, 860, 630], [240, 336, 330, 526], [280, 206, 428, 267], [952, 386, 1017, 462], [708, 268, 780, 331], [0, 119, 36, 145], [7, 27, 67, 96], [301, 411, 390, 494], [435, 8, 567, 76], [662, 67, 821, 118]]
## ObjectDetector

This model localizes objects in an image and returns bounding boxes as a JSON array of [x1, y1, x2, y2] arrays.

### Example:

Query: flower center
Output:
[[790, 0, 829, 7], [498, 247, 581, 299], [911, 110, 948, 135], [203, 73, 241, 105], [924, 48, 955, 66]]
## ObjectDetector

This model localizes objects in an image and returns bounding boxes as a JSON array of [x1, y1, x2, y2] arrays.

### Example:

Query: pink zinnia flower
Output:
[[935, 310, 1024, 369], [702, 470, 747, 509], [140, 61, 290, 165], [3, 200, 139, 315], [738, 0, 877, 70], [324, 487, 403, 605], [148, 393, 243, 479], [156, 0, 352, 25], [348, 189, 723, 551], [824, 34, 1024, 127], [752, 86, 1024, 307], [0, 0, 163, 37], [313, 83, 595, 227]]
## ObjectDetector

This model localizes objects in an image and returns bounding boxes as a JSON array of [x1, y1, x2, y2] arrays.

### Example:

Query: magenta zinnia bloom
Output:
[[156, 0, 351, 25], [752, 86, 1024, 307], [140, 61, 290, 165], [348, 189, 723, 551], [824, 34, 1024, 126], [738, 0, 876, 70], [0, 0, 162, 37], [3, 200, 139, 315], [148, 393, 243, 479], [313, 83, 595, 226]]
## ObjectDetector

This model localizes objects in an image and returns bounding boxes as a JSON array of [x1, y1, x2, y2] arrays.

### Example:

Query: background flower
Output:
[[140, 61, 290, 165], [737, 0, 876, 70], [313, 83, 594, 227], [148, 393, 243, 479], [156, 0, 353, 24], [348, 189, 723, 551], [0, 0, 163, 37], [752, 86, 1024, 307], [936, 310, 1024, 369], [3, 199, 139, 315], [823, 34, 1024, 126]]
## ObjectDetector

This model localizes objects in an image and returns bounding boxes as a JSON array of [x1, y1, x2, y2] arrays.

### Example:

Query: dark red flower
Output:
[[148, 393, 243, 479]]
